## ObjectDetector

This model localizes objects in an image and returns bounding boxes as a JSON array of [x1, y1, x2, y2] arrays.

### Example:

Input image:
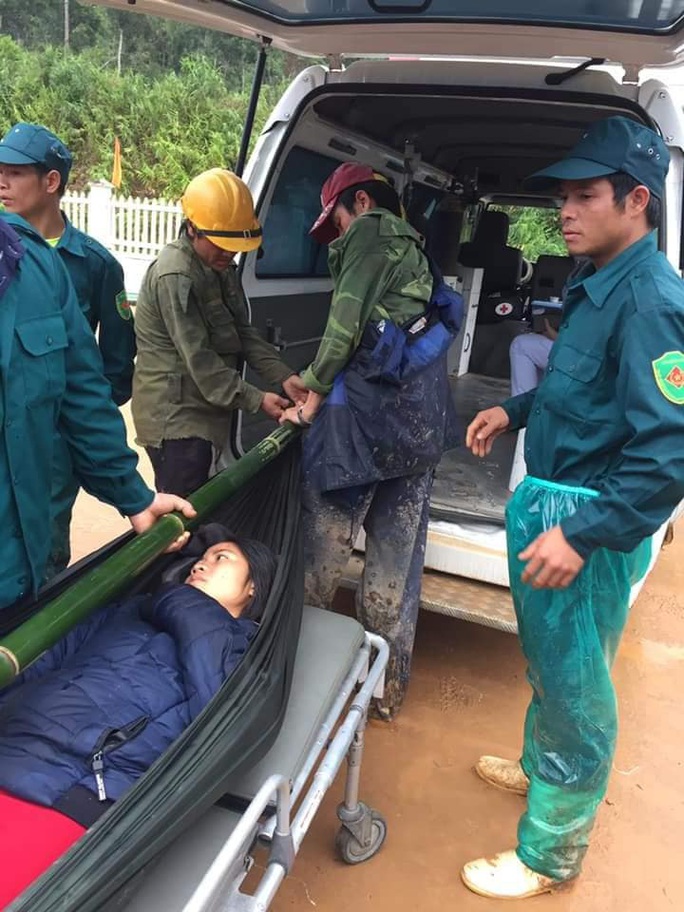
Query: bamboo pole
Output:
[[0, 424, 299, 689]]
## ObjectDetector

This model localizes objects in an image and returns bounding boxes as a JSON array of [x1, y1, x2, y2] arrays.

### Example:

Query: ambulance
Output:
[[89, 0, 684, 631]]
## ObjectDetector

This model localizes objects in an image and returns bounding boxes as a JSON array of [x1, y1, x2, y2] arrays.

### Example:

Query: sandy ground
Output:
[[70, 413, 684, 912]]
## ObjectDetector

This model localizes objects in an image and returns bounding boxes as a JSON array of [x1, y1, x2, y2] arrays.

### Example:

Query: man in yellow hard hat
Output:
[[132, 168, 306, 495]]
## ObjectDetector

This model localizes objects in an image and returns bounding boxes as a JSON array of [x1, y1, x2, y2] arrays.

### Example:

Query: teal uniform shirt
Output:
[[503, 231, 684, 558], [0, 213, 153, 611], [45, 217, 136, 579], [55, 217, 135, 405]]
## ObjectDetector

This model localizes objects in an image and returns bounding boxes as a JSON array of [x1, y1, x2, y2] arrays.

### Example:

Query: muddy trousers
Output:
[[303, 469, 434, 715], [507, 476, 652, 881]]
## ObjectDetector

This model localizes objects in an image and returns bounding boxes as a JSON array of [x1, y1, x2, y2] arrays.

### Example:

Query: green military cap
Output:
[[0, 123, 73, 184], [525, 115, 669, 199]]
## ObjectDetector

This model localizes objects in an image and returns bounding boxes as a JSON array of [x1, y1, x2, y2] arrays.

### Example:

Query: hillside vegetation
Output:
[[0, 0, 297, 195]]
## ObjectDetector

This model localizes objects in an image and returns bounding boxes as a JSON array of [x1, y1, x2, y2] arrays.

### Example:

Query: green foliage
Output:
[[0, 0, 302, 196], [0, 0, 299, 83], [0, 33, 291, 197], [493, 205, 567, 261]]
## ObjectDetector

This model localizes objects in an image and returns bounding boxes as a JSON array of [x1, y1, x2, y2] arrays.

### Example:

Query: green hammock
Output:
[[5, 426, 303, 912]]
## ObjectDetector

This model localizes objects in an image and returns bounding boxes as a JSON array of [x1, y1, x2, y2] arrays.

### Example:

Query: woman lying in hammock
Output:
[[0, 524, 275, 909]]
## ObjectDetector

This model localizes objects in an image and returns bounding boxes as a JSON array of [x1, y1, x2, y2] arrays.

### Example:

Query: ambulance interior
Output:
[[240, 71, 661, 528]]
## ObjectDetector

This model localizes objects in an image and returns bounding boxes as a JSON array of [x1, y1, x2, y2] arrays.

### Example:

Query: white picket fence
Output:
[[63, 182, 183, 256], [61, 191, 90, 234], [62, 182, 183, 295]]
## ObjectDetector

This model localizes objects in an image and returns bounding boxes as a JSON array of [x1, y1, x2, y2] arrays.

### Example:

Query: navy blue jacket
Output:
[[0, 584, 257, 809], [303, 344, 459, 495]]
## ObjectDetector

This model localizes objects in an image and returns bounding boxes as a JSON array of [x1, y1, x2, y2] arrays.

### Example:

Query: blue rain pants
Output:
[[507, 475, 652, 881]]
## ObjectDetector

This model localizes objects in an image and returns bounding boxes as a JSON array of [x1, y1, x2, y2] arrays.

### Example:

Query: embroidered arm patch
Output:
[[115, 290, 132, 321], [652, 351, 684, 405]]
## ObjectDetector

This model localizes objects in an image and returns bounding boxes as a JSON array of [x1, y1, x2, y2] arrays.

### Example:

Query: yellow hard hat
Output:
[[181, 168, 262, 253]]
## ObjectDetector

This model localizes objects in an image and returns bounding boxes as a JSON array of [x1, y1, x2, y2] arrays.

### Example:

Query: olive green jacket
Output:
[[302, 208, 432, 394], [132, 234, 292, 448]]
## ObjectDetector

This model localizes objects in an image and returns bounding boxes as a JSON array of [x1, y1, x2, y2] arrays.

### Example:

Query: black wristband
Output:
[[296, 407, 313, 428]]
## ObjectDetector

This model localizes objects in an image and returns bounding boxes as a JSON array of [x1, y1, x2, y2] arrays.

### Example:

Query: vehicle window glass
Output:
[[256, 146, 336, 279], [233, 1, 684, 32], [407, 183, 442, 224], [489, 204, 565, 261]]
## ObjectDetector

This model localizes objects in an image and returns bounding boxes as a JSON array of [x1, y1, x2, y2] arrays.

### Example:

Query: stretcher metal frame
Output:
[[117, 619, 389, 912], [183, 630, 388, 912]]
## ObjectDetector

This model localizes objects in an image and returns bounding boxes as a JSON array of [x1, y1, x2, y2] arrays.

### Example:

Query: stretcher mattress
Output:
[[116, 606, 366, 912]]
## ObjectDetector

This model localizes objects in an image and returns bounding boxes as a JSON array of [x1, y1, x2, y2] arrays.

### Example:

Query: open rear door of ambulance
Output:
[[85, 1, 684, 446], [85, 2, 684, 70], [83, 0, 684, 630]]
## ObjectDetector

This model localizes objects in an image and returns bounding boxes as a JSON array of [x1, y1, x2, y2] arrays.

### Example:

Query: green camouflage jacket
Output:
[[302, 208, 432, 394], [132, 234, 292, 448]]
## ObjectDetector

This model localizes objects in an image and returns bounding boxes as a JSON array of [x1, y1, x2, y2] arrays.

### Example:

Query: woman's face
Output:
[[185, 542, 254, 617], [332, 189, 374, 238]]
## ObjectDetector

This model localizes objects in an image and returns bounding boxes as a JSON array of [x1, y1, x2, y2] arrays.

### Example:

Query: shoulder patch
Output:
[[652, 351, 684, 405], [115, 290, 132, 321]]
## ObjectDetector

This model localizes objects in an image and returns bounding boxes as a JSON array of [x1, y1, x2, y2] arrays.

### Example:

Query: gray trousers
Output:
[[509, 333, 554, 396], [303, 469, 434, 714]]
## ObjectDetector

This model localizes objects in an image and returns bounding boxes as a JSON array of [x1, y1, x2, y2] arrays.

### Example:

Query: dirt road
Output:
[[263, 531, 684, 912], [70, 425, 684, 912]]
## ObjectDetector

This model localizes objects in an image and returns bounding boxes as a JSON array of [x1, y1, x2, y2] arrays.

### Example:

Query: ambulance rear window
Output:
[[257, 146, 336, 279], [233, 0, 684, 33]]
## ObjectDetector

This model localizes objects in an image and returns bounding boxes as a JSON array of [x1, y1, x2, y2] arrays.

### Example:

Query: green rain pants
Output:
[[506, 475, 652, 881]]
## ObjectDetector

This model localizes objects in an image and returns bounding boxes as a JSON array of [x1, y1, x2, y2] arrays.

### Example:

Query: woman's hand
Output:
[[280, 406, 300, 426], [279, 390, 324, 427], [282, 374, 308, 405], [279, 405, 312, 427]]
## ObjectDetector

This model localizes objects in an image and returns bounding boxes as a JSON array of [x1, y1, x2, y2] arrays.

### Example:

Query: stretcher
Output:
[[1, 428, 389, 911], [112, 607, 389, 912]]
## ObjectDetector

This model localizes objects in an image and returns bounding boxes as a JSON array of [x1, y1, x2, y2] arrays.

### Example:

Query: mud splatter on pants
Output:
[[303, 469, 434, 716]]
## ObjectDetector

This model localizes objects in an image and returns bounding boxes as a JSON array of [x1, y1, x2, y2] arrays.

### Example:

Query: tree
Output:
[[0, 1, 303, 195], [494, 205, 566, 261], [0, 0, 297, 83], [0, 35, 291, 196]]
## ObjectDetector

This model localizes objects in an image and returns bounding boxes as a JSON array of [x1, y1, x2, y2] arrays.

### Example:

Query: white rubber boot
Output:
[[475, 755, 529, 796], [461, 850, 570, 899]]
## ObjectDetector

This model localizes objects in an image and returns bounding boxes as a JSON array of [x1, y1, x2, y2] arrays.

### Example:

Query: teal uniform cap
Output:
[[525, 115, 669, 199], [0, 123, 73, 184]]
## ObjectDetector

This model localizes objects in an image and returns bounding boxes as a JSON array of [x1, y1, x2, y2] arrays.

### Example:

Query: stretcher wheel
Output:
[[335, 809, 387, 864]]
